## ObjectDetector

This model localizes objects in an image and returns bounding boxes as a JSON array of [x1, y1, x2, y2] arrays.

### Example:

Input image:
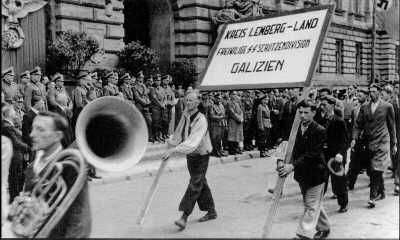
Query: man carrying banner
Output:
[[276, 99, 330, 239], [162, 90, 216, 231]]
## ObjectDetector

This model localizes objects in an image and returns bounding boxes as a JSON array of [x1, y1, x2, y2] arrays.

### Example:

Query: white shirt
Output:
[[371, 99, 381, 115], [33, 145, 63, 175]]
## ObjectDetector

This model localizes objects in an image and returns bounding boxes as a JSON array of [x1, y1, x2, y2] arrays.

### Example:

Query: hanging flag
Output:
[[376, 0, 399, 41]]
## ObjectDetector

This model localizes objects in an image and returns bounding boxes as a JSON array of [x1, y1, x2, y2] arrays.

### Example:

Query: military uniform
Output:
[[119, 73, 135, 104], [150, 85, 166, 141], [162, 83, 176, 137], [209, 99, 226, 157], [133, 72, 153, 142], [72, 84, 88, 128], [227, 94, 244, 154], [2, 67, 19, 104], [242, 94, 254, 150], [24, 67, 48, 111]]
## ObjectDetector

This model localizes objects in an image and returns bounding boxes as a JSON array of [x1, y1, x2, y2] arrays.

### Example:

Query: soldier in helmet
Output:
[[24, 66, 48, 111], [2, 67, 19, 105], [133, 71, 153, 142]]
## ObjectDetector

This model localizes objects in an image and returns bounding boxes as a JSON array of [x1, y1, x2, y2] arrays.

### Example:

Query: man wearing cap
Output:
[[2, 67, 19, 105], [72, 72, 89, 128], [24, 66, 48, 112], [320, 95, 349, 213], [103, 71, 121, 97], [209, 93, 227, 157], [119, 73, 135, 104], [150, 74, 166, 142], [48, 73, 72, 113], [351, 83, 397, 208], [162, 75, 176, 138], [133, 71, 153, 142], [347, 88, 369, 190], [18, 71, 30, 102], [227, 91, 244, 155], [90, 71, 103, 98]]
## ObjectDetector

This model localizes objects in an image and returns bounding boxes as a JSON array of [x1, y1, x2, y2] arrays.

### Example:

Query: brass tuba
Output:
[[6, 96, 148, 238]]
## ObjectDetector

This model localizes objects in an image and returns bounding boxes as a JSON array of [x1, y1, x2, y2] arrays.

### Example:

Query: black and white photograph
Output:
[[1, 0, 399, 239]]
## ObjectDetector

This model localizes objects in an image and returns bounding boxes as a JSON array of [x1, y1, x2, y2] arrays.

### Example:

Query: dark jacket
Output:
[[2, 120, 30, 202], [324, 114, 348, 160], [24, 153, 92, 238], [292, 121, 328, 188], [22, 109, 37, 146]]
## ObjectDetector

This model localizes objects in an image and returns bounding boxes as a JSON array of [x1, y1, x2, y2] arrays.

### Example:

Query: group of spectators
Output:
[[1, 64, 399, 211]]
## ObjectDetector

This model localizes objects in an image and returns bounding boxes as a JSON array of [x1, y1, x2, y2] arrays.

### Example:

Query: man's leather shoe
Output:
[[338, 206, 348, 213], [367, 199, 376, 208], [198, 211, 217, 222], [174, 217, 187, 230], [314, 230, 330, 239], [394, 186, 399, 195]]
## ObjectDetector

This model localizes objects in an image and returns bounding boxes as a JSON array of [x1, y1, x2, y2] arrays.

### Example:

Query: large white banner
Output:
[[199, 6, 333, 90]]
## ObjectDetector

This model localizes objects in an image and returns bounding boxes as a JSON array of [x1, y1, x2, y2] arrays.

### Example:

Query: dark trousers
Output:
[[179, 154, 215, 215], [330, 173, 348, 207], [210, 125, 224, 153], [243, 120, 253, 148], [369, 170, 384, 200], [137, 105, 153, 141], [257, 128, 270, 152], [347, 143, 369, 188]]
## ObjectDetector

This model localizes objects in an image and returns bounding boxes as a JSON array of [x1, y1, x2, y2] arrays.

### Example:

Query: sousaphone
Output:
[[4, 96, 148, 238]]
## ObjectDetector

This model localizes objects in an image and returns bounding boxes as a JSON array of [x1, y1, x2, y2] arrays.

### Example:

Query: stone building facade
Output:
[[3, 0, 399, 87]]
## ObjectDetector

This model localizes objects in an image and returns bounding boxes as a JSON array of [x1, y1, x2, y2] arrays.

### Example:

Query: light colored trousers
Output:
[[296, 183, 330, 239]]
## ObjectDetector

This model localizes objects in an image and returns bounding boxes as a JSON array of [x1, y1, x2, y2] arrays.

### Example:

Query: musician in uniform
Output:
[[209, 93, 227, 157], [2, 67, 19, 105], [163, 90, 216, 231], [133, 71, 153, 142], [351, 83, 397, 208], [277, 99, 330, 239], [25, 111, 91, 238], [24, 66, 48, 111], [150, 75, 166, 142], [119, 73, 135, 104]]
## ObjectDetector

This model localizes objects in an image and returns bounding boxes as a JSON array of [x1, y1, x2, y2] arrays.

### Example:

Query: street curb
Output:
[[89, 150, 265, 186]]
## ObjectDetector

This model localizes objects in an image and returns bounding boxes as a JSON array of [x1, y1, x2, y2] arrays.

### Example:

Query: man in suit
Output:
[[1, 104, 30, 203], [347, 89, 369, 190], [320, 95, 349, 213], [25, 111, 91, 237], [351, 83, 397, 208], [277, 99, 330, 239], [163, 90, 216, 231]]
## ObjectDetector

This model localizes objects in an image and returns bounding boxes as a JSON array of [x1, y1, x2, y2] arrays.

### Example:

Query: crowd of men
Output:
[[1, 63, 399, 238]]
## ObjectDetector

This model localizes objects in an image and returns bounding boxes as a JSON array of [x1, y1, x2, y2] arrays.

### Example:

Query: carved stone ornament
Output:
[[212, 0, 267, 25], [2, 0, 47, 49]]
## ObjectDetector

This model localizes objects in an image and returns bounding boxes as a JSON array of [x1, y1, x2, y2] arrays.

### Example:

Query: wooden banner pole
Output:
[[262, 87, 312, 238]]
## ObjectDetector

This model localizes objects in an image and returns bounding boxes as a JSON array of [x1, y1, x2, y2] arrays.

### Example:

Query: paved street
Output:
[[89, 157, 399, 238]]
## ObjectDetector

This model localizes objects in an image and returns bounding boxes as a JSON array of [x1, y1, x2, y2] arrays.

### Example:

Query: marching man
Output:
[[162, 90, 217, 231]]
